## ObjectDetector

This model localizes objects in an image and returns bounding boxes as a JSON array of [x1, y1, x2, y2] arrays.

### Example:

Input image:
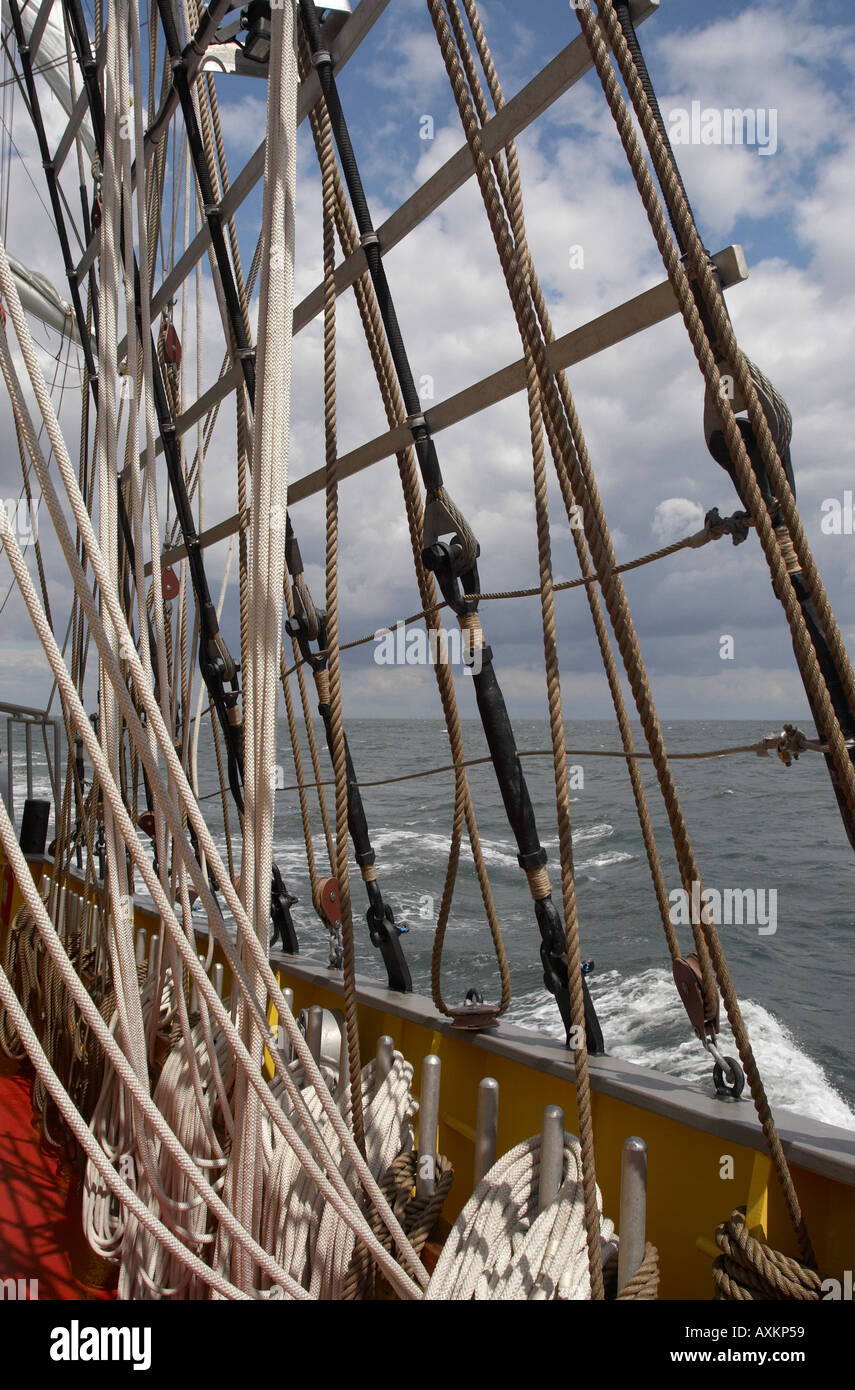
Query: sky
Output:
[[1, 0, 854, 727]]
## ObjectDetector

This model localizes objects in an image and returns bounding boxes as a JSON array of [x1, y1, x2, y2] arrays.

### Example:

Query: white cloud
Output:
[[0, 0, 853, 731], [652, 497, 706, 543]]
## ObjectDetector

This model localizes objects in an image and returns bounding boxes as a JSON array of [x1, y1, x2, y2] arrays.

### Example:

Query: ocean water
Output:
[[8, 716, 855, 1129], [265, 717, 855, 1131]]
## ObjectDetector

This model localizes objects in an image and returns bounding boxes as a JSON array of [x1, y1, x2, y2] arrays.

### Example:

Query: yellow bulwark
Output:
[[4, 853, 854, 1301]]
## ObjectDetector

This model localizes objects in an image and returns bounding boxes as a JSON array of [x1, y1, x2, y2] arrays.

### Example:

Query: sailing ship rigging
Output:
[[0, 0, 852, 1306]]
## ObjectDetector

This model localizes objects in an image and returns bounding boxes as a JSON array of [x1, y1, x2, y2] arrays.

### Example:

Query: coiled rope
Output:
[[120, 1019, 234, 1299], [713, 1209, 822, 1302], [426, 1132, 618, 1300], [377, 1150, 454, 1260], [252, 1050, 421, 1299]]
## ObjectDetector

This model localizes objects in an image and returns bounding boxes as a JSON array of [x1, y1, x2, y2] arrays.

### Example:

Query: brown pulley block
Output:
[[672, 952, 718, 1035], [318, 876, 342, 926], [163, 320, 182, 366], [448, 992, 500, 1031], [161, 566, 180, 600]]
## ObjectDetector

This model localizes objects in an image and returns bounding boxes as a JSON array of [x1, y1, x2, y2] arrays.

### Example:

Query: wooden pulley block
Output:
[[448, 996, 500, 1031], [162, 321, 182, 366], [672, 952, 718, 1035], [317, 876, 342, 926], [161, 566, 180, 601]]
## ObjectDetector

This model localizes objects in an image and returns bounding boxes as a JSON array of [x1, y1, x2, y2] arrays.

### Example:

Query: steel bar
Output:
[[617, 1136, 648, 1292], [306, 1005, 324, 1064], [473, 1076, 499, 1186], [416, 1054, 441, 1200], [375, 1035, 394, 1092], [539, 1105, 565, 1212]]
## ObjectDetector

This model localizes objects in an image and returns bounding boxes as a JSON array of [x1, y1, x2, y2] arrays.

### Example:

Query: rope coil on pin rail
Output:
[[375, 1150, 454, 1258], [350, 1148, 455, 1302], [425, 1131, 619, 1301], [712, 1208, 822, 1302]]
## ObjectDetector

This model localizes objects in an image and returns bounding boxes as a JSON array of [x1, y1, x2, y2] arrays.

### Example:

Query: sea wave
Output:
[[577, 849, 633, 873], [507, 966, 855, 1131]]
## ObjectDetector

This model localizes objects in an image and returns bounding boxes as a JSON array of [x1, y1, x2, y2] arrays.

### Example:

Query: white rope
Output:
[[231, 0, 298, 1290], [0, 959, 260, 1301], [0, 786, 311, 1297], [82, 971, 174, 1264], [0, 487, 423, 1298], [100, 2, 223, 1270], [119, 1022, 234, 1299], [0, 247, 427, 1293], [0, 0, 429, 1296], [96, 0, 150, 1107], [426, 1133, 617, 1300], [253, 1051, 417, 1299], [310, 1055, 417, 1299]]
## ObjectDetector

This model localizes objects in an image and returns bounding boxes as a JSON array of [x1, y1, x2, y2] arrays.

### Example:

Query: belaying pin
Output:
[[617, 1137, 648, 1293], [416, 1055, 441, 1200], [375, 1035, 394, 1094], [474, 1077, 499, 1186], [538, 1105, 564, 1212], [306, 1005, 324, 1064]]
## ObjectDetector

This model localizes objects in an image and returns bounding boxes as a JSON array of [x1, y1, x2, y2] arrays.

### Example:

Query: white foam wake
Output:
[[368, 823, 624, 873], [507, 967, 855, 1131]]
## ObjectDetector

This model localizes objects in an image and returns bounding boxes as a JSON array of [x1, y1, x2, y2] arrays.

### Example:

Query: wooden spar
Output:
[[114, 2, 659, 364], [111, 0, 395, 361], [146, 243, 747, 575]]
